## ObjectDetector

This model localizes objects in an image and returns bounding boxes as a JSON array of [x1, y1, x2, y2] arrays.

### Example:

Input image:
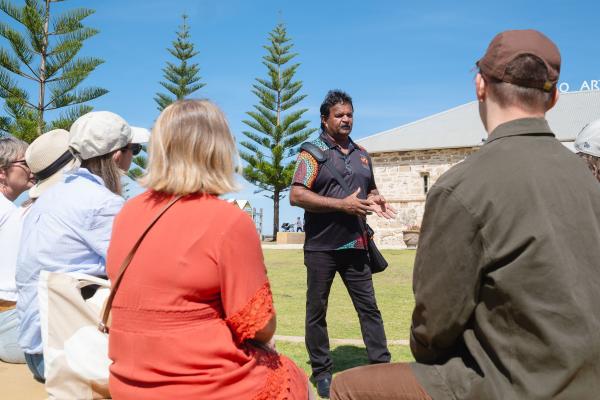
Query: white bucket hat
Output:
[[69, 111, 132, 160], [574, 119, 600, 158], [26, 129, 78, 199]]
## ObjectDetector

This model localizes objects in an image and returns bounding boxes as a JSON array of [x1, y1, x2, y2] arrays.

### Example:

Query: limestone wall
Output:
[[367, 147, 479, 247]]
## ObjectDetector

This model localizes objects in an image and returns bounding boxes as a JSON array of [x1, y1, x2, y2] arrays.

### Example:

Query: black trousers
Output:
[[304, 249, 391, 380]]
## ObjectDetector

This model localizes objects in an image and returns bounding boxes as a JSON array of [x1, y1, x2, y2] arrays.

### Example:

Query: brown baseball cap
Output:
[[477, 29, 561, 92]]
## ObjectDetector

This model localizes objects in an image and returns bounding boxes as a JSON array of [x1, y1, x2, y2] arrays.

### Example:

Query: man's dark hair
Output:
[[484, 54, 554, 111], [320, 90, 353, 130]]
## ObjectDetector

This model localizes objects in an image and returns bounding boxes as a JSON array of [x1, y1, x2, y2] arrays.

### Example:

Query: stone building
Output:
[[357, 90, 600, 247]]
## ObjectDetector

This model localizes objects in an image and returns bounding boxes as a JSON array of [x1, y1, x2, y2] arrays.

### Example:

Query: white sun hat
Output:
[[130, 127, 150, 144], [574, 119, 600, 158], [69, 111, 132, 160], [26, 129, 78, 199]]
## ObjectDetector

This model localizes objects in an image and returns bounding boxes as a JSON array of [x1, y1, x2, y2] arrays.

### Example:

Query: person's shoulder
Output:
[[62, 169, 113, 196], [45, 170, 124, 213], [350, 138, 368, 154], [166, 194, 251, 223], [191, 197, 257, 237], [0, 195, 16, 225], [123, 190, 153, 208], [432, 155, 476, 191], [310, 136, 329, 151], [297, 136, 329, 162], [217, 198, 253, 221]]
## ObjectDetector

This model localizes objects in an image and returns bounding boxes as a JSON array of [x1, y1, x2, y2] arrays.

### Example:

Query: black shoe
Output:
[[316, 377, 331, 398]]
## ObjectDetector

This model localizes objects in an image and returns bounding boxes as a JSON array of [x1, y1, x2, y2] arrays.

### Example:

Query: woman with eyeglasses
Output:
[[16, 112, 134, 382], [0, 137, 33, 365]]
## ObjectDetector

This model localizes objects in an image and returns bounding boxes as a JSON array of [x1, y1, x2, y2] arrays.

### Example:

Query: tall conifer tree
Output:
[[240, 23, 316, 237], [154, 14, 204, 111], [0, 0, 107, 142], [128, 152, 146, 179]]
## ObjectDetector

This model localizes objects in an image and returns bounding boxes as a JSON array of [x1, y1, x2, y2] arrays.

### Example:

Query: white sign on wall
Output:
[[559, 80, 600, 93]]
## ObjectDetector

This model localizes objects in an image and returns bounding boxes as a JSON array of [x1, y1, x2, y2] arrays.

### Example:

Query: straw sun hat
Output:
[[25, 129, 78, 199]]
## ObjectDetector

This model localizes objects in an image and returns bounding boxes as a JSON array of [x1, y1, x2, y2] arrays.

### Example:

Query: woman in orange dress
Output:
[[106, 99, 311, 399]]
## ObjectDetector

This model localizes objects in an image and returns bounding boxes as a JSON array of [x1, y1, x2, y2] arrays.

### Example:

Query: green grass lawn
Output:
[[264, 249, 417, 394], [265, 249, 416, 341], [276, 342, 415, 377]]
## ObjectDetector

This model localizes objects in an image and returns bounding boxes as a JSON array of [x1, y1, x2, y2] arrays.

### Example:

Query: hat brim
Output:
[[130, 127, 150, 144], [574, 144, 600, 158], [562, 142, 577, 153], [29, 159, 77, 199]]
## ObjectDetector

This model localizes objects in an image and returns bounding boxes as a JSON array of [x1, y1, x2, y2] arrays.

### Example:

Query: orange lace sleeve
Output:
[[225, 281, 274, 343]]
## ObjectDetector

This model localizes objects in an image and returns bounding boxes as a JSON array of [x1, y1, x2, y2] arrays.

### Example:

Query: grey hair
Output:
[[0, 137, 28, 169], [579, 153, 600, 183]]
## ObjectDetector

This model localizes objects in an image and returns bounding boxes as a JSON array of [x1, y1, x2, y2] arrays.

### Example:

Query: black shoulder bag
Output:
[[300, 143, 388, 273]]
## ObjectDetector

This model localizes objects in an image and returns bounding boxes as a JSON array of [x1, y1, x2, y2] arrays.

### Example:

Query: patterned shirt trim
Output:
[[292, 138, 329, 189], [312, 137, 330, 151], [336, 235, 367, 250]]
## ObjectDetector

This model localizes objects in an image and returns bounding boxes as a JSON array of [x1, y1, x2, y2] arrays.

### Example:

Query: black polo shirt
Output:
[[292, 133, 376, 251]]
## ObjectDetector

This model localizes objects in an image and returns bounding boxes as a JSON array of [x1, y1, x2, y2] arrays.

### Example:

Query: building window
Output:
[[422, 173, 429, 194]]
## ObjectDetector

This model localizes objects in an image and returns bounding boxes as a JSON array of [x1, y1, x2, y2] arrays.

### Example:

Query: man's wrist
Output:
[[329, 197, 343, 211]]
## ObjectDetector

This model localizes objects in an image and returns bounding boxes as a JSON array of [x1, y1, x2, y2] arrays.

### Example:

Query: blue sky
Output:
[[5, 0, 600, 233]]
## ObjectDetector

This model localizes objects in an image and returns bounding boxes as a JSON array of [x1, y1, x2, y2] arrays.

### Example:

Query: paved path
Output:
[[262, 244, 410, 250], [275, 335, 409, 346]]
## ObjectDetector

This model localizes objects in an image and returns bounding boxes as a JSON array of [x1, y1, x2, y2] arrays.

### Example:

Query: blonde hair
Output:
[[81, 151, 123, 195], [141, 99, 239, 195]]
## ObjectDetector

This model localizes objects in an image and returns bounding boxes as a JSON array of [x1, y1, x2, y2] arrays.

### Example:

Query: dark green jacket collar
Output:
[[486, 118, 555, 145]]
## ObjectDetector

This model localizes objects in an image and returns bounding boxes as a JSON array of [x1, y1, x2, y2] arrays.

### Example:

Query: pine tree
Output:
[[154, 14, 204, 111], [0, 0, 107, 142], [128, 152, 147, 179], [240, 23, 317, 237]]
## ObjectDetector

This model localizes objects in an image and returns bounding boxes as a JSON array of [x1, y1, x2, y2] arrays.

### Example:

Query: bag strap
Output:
[[98, 195, 182, 333], [300, 142, 328, 163], [322, 153, 353, 196], [300, 140, 372, 235], [319, 150, 372, 236]]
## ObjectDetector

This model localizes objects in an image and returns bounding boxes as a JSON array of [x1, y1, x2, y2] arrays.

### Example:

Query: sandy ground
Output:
[[0, 362, 46, 400]]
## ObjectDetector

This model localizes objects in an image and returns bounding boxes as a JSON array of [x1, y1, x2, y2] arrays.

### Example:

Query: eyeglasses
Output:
[[8, 159, 30, 172], [121, 143, 143, 156], [9, 159, 28, 167], [5, 159, 32, 176]]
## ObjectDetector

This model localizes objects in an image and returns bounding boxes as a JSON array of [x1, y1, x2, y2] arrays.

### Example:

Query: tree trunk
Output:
[[38, 0, 51, 136], [273, 191, 280, 239]]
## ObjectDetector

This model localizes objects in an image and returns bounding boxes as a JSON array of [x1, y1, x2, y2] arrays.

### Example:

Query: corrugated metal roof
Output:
[[357, 91, 600, 153]]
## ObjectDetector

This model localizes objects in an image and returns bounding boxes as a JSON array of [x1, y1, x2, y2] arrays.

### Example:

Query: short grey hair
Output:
[[0, 137, 28, 169], [579, 153, 600, 183]]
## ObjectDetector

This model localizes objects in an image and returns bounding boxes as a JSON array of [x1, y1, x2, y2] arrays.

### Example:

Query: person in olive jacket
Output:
[[331, 29, 600, 400]]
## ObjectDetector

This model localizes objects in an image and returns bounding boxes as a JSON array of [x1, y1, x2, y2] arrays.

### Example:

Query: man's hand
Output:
[[339, 188, 374, 216], [367, 193, 397, 220]]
